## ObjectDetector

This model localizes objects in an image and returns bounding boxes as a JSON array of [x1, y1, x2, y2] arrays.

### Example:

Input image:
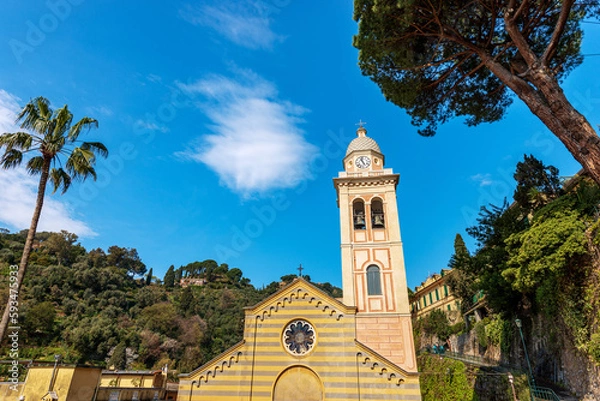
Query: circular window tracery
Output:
[[283, 320, 316, 356]]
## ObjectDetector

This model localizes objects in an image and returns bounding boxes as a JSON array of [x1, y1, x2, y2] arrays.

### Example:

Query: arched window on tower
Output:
[[371, 199, 385, 228], [366, 265, 382, 295], [353, 199, 366, 230]]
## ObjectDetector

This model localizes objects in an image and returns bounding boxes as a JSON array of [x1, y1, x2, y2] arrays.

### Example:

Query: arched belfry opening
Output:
[[353, 199, 366, 230], [371, 198, 385, 228]]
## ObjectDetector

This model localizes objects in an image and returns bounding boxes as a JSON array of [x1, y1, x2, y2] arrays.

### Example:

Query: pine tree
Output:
[[174, 267, 183, 284], [513, 154, 561, 212]]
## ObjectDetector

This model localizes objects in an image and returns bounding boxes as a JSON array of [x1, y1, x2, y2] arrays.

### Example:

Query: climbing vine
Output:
[[418, 355, 478, 401]]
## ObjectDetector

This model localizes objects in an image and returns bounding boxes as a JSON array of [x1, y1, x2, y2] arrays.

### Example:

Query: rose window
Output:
[[283, 320, 316, 356]]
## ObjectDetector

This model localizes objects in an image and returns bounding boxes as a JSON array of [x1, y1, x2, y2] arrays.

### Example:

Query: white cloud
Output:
[[180, 1, 284, 50], [176, 71, 316, 197], [0, 90, 96, 237], [0, 169, 97, 237], [470, 173, 493, 187], [134, 119, 169, 133], [0, 89, 21, 133]]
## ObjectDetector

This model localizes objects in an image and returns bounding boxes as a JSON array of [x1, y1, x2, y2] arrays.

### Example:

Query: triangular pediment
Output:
[[244, 278, 356, 321]]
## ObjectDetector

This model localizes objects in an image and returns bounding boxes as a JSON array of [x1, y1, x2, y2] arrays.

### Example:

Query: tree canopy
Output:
[[354, 0, 600, 185], [513, 154, 561, 212]]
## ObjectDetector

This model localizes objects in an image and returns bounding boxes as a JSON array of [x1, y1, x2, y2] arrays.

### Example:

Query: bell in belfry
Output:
[[354, 210, 366, 228], [373, 213, 384, 227]]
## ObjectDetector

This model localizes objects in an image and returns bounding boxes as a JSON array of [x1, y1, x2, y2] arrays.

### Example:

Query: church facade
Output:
[[178, 126, 421, 401]]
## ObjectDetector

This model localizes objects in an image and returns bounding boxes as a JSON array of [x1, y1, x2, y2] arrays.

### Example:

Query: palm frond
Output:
[[18, 97, 52, 134], [34, 97, 52, 119], [52, 105, 74, 140], [0, 132, 34, 151], [26, 156, 45, 175], [68, 117, 98, 141], [65, 147, 97, 180], [0, 149, 23, 169], [49, 167, 72, 194], [17, 100, 41, 129], [81, 141, 109, 158]]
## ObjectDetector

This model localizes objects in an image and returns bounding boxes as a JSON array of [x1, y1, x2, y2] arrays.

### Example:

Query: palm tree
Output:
[[0, 96, 108, 341]]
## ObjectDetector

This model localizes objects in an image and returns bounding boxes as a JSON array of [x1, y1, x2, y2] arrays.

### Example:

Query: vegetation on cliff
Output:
[[445, 155, 600, 366]]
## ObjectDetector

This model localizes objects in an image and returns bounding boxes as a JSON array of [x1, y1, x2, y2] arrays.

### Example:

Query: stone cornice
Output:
[[333, 174, 399, 188]]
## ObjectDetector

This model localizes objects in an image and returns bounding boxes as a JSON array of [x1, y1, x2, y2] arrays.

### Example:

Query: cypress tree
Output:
[[164, 265, 175, 288], [146, 267, 153, 286], [108, 342, 127, 370]]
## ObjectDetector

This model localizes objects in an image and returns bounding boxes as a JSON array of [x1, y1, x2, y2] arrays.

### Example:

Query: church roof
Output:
[[243, 277, 355, 316], [346, 127, 382, 156]]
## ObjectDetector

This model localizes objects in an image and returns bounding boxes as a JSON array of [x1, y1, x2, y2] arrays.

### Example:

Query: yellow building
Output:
[[0, 364, 101, 401], [96, 369, 173, 401], [410, 269, 461, 324], [179, 126, 421, 401]]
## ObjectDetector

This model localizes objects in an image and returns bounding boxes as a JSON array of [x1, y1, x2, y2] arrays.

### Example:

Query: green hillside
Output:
[[0, 234, 340, 377]]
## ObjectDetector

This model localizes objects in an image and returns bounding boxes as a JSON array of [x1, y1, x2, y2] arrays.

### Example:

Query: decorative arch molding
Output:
[[356, 351, 406, 386], [194, 348, 244, 387], [255, 288, 344, 322]]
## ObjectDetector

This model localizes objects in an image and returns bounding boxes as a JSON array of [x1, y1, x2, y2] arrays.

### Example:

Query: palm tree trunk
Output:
[[0, 157, 51, 342]]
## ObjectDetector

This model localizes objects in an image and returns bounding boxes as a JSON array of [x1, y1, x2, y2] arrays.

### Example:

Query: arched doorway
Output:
[[273, 366, 323, 401]]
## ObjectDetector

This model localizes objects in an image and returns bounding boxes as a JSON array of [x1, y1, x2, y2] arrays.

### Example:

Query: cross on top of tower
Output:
[[355, 120, 368, 137], [355, 119, 367, 128]]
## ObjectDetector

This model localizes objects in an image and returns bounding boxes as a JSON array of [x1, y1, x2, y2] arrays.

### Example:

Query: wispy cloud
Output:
[[0, 89, 96, 237], [180, 1, 284, 50], [147, 74, 162, 83], [470, 173, 494, 187], [176, 70, 316, 197], [85, 105, 114, 117], [134, 119, 169, 133]]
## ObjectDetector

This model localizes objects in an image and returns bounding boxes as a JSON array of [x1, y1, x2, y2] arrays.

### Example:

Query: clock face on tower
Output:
[[355, 156, 371, 169]]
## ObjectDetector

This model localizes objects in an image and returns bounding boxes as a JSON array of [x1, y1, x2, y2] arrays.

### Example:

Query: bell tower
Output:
[[333, 125, 418, 373]]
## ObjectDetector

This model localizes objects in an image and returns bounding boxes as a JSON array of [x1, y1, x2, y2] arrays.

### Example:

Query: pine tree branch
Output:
[[504, 0, 540, 71], [542, 0, 576, 66]]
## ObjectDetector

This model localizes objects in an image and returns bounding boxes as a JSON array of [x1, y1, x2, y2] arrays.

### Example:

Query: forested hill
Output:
[[0, 232, 341, 376]]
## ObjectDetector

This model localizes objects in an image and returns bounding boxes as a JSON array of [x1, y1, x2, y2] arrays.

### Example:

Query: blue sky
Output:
[[0, 1, 598, 290]]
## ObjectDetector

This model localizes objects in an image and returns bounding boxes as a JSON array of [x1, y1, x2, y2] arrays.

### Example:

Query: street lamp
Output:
[[515, 319, 536, 401]]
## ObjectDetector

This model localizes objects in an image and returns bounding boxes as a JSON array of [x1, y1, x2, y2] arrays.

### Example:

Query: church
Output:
[[178, 126, 422, 401]]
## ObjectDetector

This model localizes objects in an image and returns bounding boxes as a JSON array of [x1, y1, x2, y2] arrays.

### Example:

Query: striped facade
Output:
[[178, 279, 421, 401]]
